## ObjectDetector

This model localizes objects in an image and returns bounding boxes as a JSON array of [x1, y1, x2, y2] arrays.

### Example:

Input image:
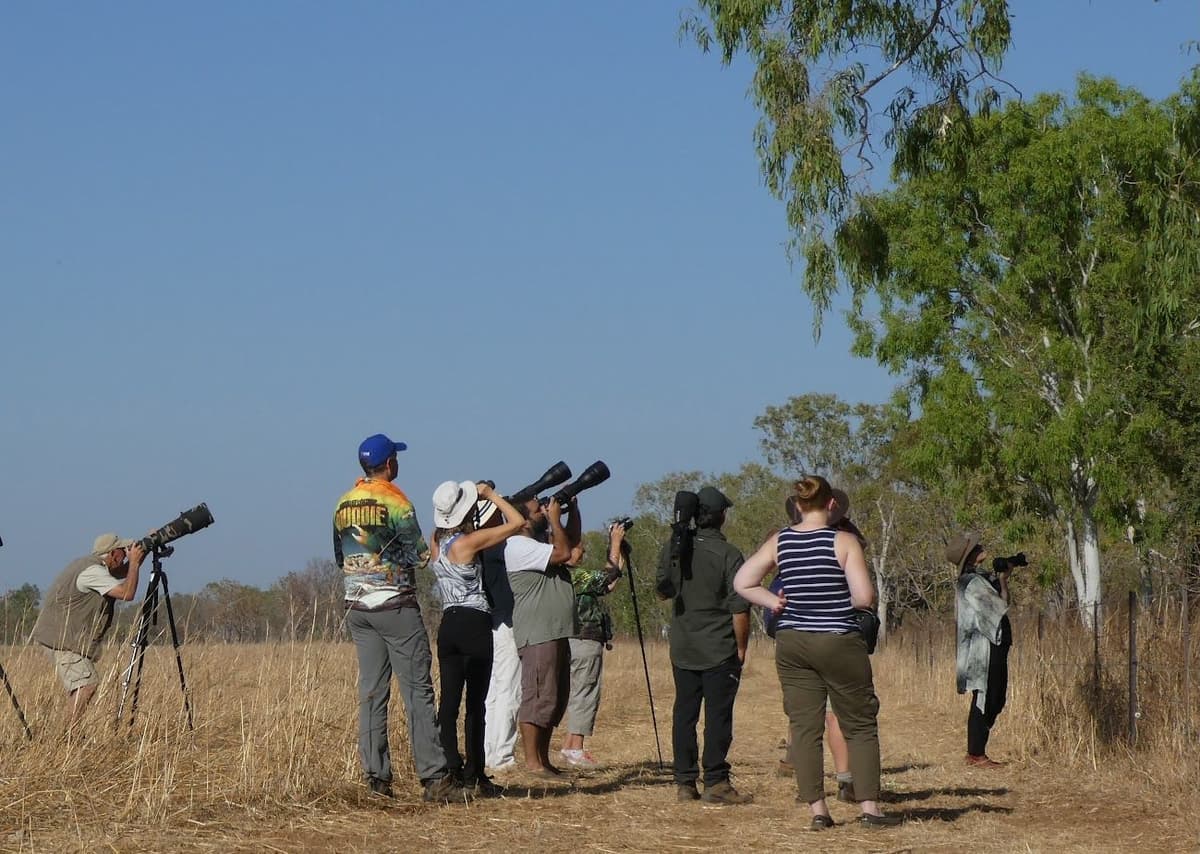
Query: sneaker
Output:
[[858, 811, 904, 828], [965, 753, 1005, 769], [809, 814, 835, 831], [367, 777, 393, 798], [560, 749, 599, 769], [836, 779, 857, 802], [701, 780, 754, 805], [676, 783, 701, 802], [422, 774, 466, 804]]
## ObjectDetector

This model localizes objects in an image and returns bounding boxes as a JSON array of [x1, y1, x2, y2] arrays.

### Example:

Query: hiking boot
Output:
[[471, 775, 505, 798], [809, 814, 835, 831], [858, 811, 904, 828], [965, 753, 1005, 769], [836, 779, 857, 802], [676, 783, 701, 802], [423, 774, 466, 804], [701, 780, 754, 805], [367, 777, 393, 798]]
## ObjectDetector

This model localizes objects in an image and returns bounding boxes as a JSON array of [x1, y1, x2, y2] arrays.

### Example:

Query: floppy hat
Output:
[[945, 532, 981, 574], [358, 434, 407, 467], [433, 480, 479, 529], [93, 533, 134, 556]]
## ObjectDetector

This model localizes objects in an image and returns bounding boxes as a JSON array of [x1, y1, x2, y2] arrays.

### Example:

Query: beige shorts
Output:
[[44, 647, 99, 693]]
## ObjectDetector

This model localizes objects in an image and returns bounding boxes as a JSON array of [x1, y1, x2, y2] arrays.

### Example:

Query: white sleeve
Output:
[[504, 537, 554, 573], [76, 564, 121, 597]]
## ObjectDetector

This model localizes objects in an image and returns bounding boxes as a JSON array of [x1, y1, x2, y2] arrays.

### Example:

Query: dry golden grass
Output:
[[0, 615, 1196, 853]]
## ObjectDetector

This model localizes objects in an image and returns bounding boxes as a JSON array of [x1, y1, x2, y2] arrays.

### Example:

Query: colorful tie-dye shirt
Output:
[[333, 478, 429, 606]]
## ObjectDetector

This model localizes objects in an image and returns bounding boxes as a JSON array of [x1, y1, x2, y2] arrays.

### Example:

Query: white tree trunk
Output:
[[1065, 517, 1085, 612], [1080, 503, 1103, 628], [871, 497, 894, 646]]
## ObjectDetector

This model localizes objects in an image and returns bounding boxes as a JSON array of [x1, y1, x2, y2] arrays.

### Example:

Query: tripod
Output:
[[116, 546, 194, 730], [0, 659, 32, 741], [622, 542, 664, 770]]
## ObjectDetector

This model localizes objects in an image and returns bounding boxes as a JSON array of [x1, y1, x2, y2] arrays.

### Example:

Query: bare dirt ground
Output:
[[0, 638, 1196, 853]]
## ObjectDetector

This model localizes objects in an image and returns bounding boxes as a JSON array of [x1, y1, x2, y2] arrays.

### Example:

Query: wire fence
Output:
[[884, 588, 1199, 753]]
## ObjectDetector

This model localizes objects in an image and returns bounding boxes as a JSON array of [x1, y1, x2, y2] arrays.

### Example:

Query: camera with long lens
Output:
[[549, 461, 611, 508], [507, 462, 572, 505], [657, 490, 698, 598], [992, 552, 1028, 573], [135, 504, 215, 554]]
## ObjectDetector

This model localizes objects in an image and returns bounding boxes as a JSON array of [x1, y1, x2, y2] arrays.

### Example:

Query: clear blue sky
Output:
[[1, 2, 1195, 592]]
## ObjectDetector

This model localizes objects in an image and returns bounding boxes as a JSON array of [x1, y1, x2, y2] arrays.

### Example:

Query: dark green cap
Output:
[[697, 486, 732, 512]]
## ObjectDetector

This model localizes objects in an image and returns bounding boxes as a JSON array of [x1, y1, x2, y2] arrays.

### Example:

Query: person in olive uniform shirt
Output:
[[656, 486, 752, 805]]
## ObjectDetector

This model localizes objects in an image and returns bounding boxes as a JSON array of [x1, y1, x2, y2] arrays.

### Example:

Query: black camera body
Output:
[[656, 490, 699, 598], [992, 552, 1028, 573], [615, 516, 634, 531]]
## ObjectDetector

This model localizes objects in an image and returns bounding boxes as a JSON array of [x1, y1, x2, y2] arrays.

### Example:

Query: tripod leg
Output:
[[117, 580, 158, 727], [626, 555, 665, 770], [157, 572, 194, 731], [0, 661, 32, 741]]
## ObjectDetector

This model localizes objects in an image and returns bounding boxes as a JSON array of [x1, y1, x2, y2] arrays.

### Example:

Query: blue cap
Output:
[[358, 433, 407, 467]]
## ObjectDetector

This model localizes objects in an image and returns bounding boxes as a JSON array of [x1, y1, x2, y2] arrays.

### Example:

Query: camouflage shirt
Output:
[[571, 565, 613, 643]]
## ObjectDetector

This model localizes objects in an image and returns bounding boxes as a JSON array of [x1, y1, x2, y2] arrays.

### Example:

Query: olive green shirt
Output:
[[656, 527, 748, 671]]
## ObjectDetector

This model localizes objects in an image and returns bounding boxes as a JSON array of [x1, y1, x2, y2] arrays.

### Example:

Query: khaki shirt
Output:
[[657, 527, 748, 670]]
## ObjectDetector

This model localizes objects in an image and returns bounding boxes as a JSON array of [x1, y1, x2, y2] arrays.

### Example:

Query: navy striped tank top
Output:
[[775, 527, 858, 634]]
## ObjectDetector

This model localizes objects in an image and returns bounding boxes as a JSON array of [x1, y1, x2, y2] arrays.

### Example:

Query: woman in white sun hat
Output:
[[430, 480, 524, 796]]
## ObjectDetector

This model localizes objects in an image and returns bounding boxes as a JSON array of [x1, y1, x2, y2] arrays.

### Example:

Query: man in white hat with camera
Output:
[[32, 532, 147, 726]]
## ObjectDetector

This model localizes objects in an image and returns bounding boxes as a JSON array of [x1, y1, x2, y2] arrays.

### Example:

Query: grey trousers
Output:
[[565, 638, 604, 736], [347, 606, 449, 786]]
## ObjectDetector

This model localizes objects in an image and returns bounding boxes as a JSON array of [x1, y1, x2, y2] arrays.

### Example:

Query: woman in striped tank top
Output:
[[734, 475, 902, 829]]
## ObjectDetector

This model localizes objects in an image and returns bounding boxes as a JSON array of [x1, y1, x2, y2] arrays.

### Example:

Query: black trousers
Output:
[[436, 606, 494, 784], [967, 643, 1009, 756], [671, 656, 741, 786]]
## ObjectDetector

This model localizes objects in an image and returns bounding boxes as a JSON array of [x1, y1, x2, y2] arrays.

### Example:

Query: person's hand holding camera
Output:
[[128, 541, 147, 568], [476, 481, 496, 501]]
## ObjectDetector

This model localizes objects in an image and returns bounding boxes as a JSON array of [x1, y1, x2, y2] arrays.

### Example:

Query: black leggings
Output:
[[437, 606, 494, 783], [967, 644, 1009, 756]]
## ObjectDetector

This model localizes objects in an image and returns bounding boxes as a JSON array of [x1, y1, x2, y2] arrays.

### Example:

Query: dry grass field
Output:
[[0, 618, 1197, 853]]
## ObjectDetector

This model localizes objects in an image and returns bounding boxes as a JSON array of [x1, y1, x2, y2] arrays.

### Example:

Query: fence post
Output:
[[1184, 583, 1191, 722], [1128, 591, 1138, 746]]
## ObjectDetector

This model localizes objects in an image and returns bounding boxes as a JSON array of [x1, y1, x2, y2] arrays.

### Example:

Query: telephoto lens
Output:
[[137, 504, 215, 553]]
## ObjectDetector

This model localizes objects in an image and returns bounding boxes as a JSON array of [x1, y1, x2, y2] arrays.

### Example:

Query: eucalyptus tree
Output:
[[683, 0, 1014, 331], [836, 77, 1200, 624]]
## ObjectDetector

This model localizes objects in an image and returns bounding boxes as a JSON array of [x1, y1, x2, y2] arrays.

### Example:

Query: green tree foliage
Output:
[[835, 76, 1200, 622], [683, 0, 1013, 330], [0, 583, 40, 644]]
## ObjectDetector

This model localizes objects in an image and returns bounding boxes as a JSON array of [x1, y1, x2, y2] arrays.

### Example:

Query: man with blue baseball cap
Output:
[[333, 432, 463, 803]]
